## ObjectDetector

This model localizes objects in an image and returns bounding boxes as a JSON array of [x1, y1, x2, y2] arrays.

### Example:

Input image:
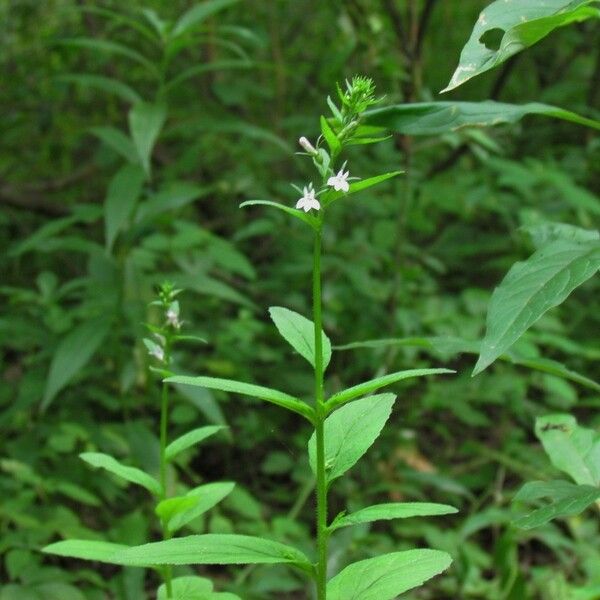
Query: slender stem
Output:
[[159, 341, 173, 598], [312, 227, 328, 600]]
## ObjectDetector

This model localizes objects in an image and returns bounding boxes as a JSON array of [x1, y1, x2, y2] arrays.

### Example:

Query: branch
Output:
[[415, 0, 438, 57], [382, 0, 409, 57]]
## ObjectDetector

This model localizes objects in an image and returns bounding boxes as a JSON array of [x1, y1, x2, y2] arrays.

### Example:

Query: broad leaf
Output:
[[128, 101, 166, 177], [474, 240, 600, 374], [104, 164, 145, 251], [535, 414, 600, 486], [42, 319, 110, 411], [166, 375, 314, 421], [42, 540, 128, 564], [166, 426, 226, 461], [168, 482, 236, 533], [330, 502, 458, 531], [90, 127, 138, 163], [365, 101, 600, 135], [326, 368, 453, 411], [269, 306, 331, 369], [513, 480, 600, 529], [326, 549, 452, 600], [309, 394, 395, 483], [172, 0, 240, 37], [240, 200, 318, 229], [443, 0, 600, 92], [114, 534, 312, 569], [79, 452, 162, 495]]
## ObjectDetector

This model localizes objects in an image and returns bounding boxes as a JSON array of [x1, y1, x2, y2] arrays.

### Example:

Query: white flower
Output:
[[298, 136, 317, 155], [327, 167, 350, 193], [295, 184, 320, 212], [149, 344, 164, 362]]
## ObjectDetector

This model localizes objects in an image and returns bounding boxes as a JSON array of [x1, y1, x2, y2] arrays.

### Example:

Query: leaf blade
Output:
[[166, 426, 226, 462]]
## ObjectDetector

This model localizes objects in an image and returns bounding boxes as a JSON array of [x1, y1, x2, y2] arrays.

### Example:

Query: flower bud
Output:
[[298, 136, 317, 155]]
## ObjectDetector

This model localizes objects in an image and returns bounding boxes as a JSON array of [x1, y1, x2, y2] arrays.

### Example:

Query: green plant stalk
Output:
[[159, 340, 173, 599], [312, 225, 328, 599]]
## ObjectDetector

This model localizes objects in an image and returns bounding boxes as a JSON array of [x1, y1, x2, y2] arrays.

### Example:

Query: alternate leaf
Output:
[[322, 171, 402, 207], [320, 115, 341, 156], [308, 394, 395, 483], [166, 426, 226, 461], [42, 540, 129, 564], [128, 101, 167, 177], [166, 375, 314, 422], [56, 74, 142, 104], [326, 368, 454, 411], [79, 452, 162, 495], [90, 126, 138, 163], [443, 0, 600, 93], [157, 576, 242, 600], [172, 0, 240, 37], [326, 549, 452, 600], [239, 200, 319, 229], [113, 534, 312, 569], [135, 181, 210, 222], [104, 164, 145, 251], [474, 240, 600, 375], [513, 480, 600, 529], [330, 502, 458, 531], [364, 101, 600, 135], [268, 306, 332, 370], [535, 414, 600, 486], [42, 318, 110, 411]]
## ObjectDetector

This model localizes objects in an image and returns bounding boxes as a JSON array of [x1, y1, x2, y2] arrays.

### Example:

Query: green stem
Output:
[[312, 227, 328, 600]]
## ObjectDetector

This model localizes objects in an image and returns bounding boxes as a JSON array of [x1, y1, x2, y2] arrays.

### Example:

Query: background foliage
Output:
[[1, 0, 599, 598]]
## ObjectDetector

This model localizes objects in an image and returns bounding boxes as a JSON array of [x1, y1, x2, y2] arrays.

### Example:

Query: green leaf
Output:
[[164, 59, 253, 93], [168, 482, 236, 533], [330, 502, 458, 531], [326, 549, 452, 600], [443, 0, 600, 93], [535, 414, 600, 486], [42, 319, 110, 411], [320, 115, 341, 156], [113, 534, 312, 569], [365, 101, 600, 135], [309, 394, 395, 483], [322, 171, 402, 207], [156, 496, 199, 525], [513, 480, 600, 529], [42, 540, 129, 564], [326, 368, 454, 411], [128, 101, 167, 177], [135, 182, 211, 222], [474, 240, 600, 375], [166, 426, 226, 461], [166, 375, 314, 422], [56, 74, 142, 104], [104, 164, 145, 251], [268, 306, 332, 370], [157, 576, 243, 600], [168, 482, 235, 533], [79, 452, 162, 495], [172, 0, 240, 37], [90, 127, 138, 163], [239, 200, 319, 229]]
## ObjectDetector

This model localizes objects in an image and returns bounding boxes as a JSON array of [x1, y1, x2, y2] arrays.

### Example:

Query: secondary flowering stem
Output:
[[313, 225, 328, 600]]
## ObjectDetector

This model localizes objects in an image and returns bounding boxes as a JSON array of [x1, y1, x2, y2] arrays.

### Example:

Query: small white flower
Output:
[[149, 344, 164, 362], [295, 184, 320, 213], [165, 301, 181, 329], [327, 167, 350, 192], [298, 136, 317, 155]]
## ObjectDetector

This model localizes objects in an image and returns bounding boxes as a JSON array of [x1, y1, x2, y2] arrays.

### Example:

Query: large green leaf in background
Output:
[[326, 549, 452, 600], [128, 101, 166, 177], [442, 0, 600, 92], [365, 101, 600, 135], [473, 240, 600, 375]]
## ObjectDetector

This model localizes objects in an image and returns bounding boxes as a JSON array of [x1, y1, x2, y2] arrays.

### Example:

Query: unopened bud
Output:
[[298, 136, 317, 155]]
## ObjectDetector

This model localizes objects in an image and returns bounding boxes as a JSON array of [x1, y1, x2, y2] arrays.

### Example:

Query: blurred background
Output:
[[1, 0, 599, 598]]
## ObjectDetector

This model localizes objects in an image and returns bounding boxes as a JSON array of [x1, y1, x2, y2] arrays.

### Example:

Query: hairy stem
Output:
[[313, 227, 328, 599]]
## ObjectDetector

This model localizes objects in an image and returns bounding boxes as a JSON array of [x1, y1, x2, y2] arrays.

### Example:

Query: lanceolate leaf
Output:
[[269, 306, 332, 370], [128, 101, 167, 177], [166, 375, 315, 422], [326, 368, 454, 411], [330, 502, 458, 531], [79, 452, 162, 495], [322, 171, 402, 207], [443, 0, 600, 93], [364, 101, 600, 135], [42, 540, 129, 564], [90, 126, 138, 163], [474, 240, 600, 375], [326, 549, 452, 600], [239, 200, 319, 229], [113, 534, 312, 569], [513, 480, 600, 529], [172, 0, 240, 37], [56, 74, 142, 104], [42, 319, 111, 411], [166, 426, 226, 461], [308, 394, 396, 483], [157, 576, 242, 600], [535, 414, 600, 486]]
